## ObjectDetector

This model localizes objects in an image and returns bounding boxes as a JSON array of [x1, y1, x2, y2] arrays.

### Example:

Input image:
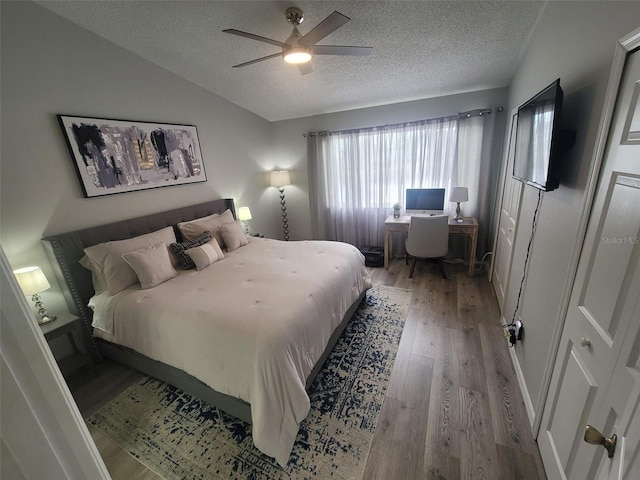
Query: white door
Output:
[[491, 112, 523, 311], [538, 43, 640, 480]]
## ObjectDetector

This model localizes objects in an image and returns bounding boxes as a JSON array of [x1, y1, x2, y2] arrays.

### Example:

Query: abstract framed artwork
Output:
[[57, 115, 207, 198]]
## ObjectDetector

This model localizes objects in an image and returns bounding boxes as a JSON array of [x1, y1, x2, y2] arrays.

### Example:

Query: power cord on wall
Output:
[[478, 251, 493, 273], [504, 188, 543, 347]]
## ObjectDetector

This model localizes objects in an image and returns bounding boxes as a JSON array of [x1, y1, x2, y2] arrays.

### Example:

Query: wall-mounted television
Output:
[[513, 79, 564, 191], [405, 188, 445, 215]]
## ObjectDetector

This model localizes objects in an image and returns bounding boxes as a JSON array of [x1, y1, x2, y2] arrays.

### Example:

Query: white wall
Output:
[[271, 87, 509, 240], [0, 1, 281, 314], [503, 2, 640, 417]]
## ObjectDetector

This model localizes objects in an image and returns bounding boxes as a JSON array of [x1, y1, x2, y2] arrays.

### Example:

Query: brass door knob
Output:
[[584, 425, 617, 458]]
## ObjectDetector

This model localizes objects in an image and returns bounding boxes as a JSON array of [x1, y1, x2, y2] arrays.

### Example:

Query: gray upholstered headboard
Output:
[[43, 198, 235, 362]]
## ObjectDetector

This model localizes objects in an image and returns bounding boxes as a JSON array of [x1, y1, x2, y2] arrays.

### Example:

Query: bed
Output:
[[43, 198, 372, 466]]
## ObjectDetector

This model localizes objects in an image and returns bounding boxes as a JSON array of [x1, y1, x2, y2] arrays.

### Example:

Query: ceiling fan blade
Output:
[[232, 53, 282, 68], [297, 63, 313, 75], [312, 45, 373, 56], [222, 29, 289, 49], [300, 11, 350, 46]]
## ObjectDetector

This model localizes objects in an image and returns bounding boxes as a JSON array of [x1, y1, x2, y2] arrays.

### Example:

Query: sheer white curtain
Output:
[[308, 117, 458, 247], [455, 112, 496, 258], [307, 112, 497, 261]]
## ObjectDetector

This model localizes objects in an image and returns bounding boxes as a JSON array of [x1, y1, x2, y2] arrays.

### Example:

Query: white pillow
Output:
[[121, 242, 177, 289], [83, 226, 177, 295], [184, 238, 225, 271], [220, 222, 249, 251], [177, 209, 235, 247]]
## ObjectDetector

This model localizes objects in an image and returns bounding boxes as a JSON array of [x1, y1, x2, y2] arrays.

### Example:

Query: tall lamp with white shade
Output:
[[270, 170, 291, 241], [13, 266, 57, 324], [238, 206, 252, 234], [449, 187, 469, 223]]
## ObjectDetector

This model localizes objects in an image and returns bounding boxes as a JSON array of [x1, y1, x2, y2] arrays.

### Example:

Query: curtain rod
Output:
[[304, 114, 457, 137], [304, 106, 504, 137], [457, 107, 503, 119]]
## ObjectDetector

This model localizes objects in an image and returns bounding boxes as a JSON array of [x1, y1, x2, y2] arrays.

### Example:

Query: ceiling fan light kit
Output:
[[283, 47, 312, 64], [223, 7, 371, 74]]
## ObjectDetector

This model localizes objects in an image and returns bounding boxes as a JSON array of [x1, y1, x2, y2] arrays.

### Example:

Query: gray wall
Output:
[[0, 1, 280, 313], [502, 2, 640, 416], [271, 87, 509, 241]]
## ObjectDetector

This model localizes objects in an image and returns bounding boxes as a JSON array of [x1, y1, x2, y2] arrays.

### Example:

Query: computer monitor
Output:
[[405, 188, 445, 215]]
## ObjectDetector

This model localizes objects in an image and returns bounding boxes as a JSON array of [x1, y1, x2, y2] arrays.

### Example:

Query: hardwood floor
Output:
[[69, 259, 547, 479]]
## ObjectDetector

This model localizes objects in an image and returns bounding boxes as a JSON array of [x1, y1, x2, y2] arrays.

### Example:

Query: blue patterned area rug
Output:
[[87, 285, 412, 479]]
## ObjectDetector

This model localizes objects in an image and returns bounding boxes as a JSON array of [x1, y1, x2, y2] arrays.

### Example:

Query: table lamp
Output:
[[238, 206, 252, 234], [449, 187, 469, 222], [270, 170, 291, 241], [13, 266, 57, 324]]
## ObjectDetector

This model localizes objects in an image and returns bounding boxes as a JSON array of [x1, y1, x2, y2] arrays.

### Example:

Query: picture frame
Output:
[[57, 115, 207, 198]]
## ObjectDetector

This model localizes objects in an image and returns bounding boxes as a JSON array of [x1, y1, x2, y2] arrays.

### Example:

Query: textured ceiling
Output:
[[35, 1, 545, 121]]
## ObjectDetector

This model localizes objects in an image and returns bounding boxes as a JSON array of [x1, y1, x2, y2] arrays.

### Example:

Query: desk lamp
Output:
[[449, 187, 469, 222]]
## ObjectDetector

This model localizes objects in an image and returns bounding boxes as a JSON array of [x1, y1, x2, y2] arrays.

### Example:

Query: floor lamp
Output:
[[270, 170, 291, 241]]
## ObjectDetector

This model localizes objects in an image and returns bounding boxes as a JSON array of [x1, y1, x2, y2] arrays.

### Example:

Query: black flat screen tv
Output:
[[513, 79, 564, 191]]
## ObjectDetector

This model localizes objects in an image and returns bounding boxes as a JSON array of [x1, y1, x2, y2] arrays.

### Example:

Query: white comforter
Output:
[[90, 237, 372, 466]]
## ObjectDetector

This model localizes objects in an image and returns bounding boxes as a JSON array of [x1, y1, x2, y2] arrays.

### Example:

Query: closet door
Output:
[[491, 112, 523, 312]]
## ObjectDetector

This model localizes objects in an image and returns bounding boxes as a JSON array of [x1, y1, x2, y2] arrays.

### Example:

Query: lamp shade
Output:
[[13, 266, 51, 296], [238, 206, 252, 221], [270, 170, 291, 188], [449, 187, 469, 203]]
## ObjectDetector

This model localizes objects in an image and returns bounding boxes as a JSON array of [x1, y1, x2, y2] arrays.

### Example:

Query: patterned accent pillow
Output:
[[185, 238, 225, 271], [170, 231, 212, 269]]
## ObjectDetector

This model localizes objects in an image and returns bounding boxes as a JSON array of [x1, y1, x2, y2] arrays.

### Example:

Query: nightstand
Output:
[[40, 312, 92, 378]]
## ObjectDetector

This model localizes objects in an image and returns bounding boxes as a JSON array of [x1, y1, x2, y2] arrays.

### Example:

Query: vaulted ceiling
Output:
[[36, 1, 545, 121]]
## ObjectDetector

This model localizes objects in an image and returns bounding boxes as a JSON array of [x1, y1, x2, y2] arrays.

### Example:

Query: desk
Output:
[[384, 215, 478, 277]]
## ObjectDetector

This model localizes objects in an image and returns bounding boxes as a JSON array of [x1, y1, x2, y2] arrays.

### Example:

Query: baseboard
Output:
[[501, 316, 536, 427]]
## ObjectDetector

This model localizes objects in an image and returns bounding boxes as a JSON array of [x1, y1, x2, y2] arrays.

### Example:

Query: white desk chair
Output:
[[405, 215, 449, 279]]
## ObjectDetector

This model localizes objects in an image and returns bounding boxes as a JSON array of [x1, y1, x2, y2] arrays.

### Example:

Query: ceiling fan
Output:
[[223, 7, 372, 75]]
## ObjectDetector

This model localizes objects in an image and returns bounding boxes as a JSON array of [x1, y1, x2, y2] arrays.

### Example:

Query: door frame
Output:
[[0, 245, 111, 479], [533, 26, 640, 436]]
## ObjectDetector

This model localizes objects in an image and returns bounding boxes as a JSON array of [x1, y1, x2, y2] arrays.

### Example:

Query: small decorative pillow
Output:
[[220, 222, 249, 251], [121, 242, 177, 289], [177, 209, 235, 248], [184, 238, 225, 271], [169, 231, 212, 269]]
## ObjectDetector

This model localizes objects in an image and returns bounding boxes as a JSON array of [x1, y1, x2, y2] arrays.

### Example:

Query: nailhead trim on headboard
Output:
[[48, 237, 103, 362]]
